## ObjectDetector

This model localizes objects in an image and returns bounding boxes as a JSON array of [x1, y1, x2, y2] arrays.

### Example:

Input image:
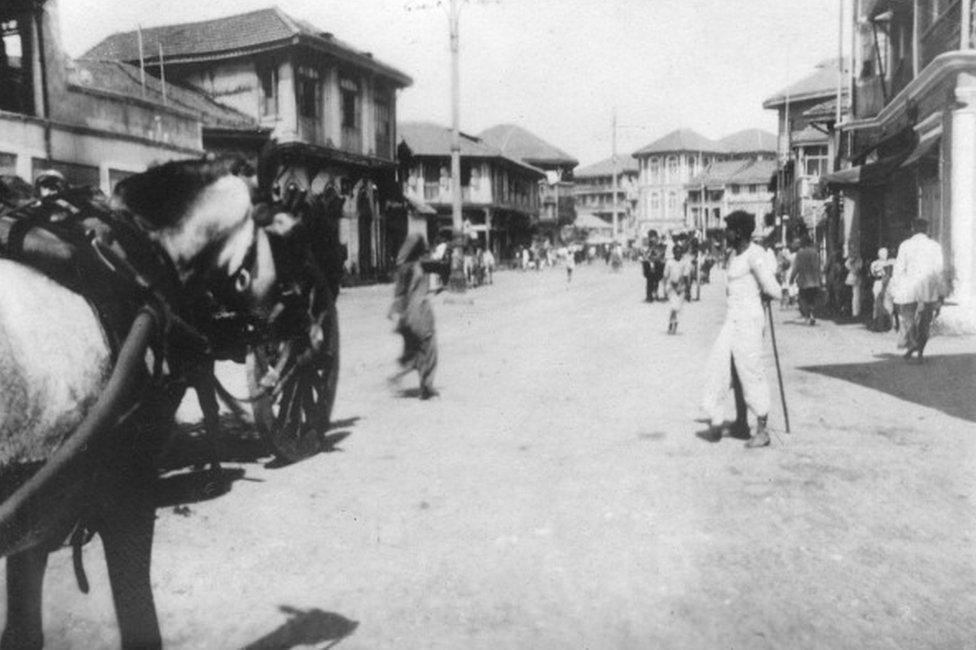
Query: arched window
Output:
[[649, 157, 661, 183], [666, 156, 679, 180]]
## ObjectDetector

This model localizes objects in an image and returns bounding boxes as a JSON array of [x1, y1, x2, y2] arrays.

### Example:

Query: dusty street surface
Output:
[[11, 261, 976, 649]]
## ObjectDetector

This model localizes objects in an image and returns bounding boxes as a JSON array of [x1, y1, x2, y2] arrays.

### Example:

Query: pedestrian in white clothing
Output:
[[700, 211, 782, 448], [890, 218, 946, 359]]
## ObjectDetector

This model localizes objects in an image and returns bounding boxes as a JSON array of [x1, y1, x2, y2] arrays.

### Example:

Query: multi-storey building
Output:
[[85, 7, 412, 279], [632, 128, 776, 236], [686, 159, 777, 232], [572, 155, 639, 238], [632, 129, 725, 236], [479, 124, 578, 242], [824, 0, 976, 329], [1, 0, 257, 194], [762, 59, 849, 236], [398, 121, 544, 259]]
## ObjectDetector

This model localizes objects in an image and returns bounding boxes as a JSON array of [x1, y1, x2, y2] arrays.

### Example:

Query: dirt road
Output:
[[18, 261, 976, 648]]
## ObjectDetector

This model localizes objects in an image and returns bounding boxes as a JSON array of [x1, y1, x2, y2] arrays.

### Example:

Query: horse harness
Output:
[[0, 187, 266, 589]]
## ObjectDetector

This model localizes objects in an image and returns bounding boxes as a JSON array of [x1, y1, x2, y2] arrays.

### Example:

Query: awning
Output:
[[900, 128, 942, 168], [819, 150, 911, 190]]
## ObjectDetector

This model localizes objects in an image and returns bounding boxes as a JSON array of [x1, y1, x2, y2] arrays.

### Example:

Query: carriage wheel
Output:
[[246, 298, 339, 463]]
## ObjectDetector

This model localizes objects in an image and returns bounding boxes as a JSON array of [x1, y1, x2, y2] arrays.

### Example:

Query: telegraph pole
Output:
[[447, 0, 466, 291], [611, 109, 619, 242]]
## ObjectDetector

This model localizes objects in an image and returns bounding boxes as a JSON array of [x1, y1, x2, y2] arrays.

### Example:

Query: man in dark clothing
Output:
[[789, 234, 822, 325]]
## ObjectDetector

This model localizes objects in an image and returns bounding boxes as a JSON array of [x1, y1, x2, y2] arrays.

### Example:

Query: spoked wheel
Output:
[[246, 297, 339, 463]]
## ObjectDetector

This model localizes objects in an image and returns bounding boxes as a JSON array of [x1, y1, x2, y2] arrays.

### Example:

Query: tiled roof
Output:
[[398, 122, 545, 177], [689, 160, 751, 188], [574, 213, 613, 230], [791, 125, 829, 145], [68, 59, 261, 130], [574, 155, 639, 177], [728, 159, 778, 184], [632, 129, 726, 156], [802, 97, 850, 120], [478, 124, 578, 168], [82, 7, 411, 86], [763, 58, 850, 108], [720, 129, 777, 154]]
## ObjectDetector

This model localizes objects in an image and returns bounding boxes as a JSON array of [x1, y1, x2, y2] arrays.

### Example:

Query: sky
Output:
[[57, 0, 848, 167]]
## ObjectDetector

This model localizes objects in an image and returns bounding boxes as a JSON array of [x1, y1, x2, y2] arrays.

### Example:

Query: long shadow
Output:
[[799, 352, 976, 423], [242, 605, 358, 650]]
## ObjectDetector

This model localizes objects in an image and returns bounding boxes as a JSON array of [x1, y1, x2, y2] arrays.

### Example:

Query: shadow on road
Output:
[[799, 352, 976, 423], [242, 605, 358, 650]]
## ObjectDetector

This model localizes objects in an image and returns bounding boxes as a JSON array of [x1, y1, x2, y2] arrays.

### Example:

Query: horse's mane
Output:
[[113, 156, 252, 230]]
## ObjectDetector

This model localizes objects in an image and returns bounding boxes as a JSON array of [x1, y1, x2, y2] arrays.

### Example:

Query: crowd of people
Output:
[[770, 219, 946, 359]]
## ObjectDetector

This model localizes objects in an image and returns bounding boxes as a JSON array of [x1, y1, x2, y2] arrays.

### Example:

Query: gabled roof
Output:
[[574, 155, 638, 178], [478, 124, 578, 169], [728, 159, 778, 185], [720, 129, 777, 154], [398, 122, 545, 177], [802, 96, 851, 121], [632, 129, 726, 157], [82, 7, 411, 87], [69, 59, 262, 130], [689, 160, 751, 188], [763, 58, 849, 108]]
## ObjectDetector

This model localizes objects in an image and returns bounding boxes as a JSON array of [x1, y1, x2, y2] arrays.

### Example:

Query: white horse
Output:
[[0, 158, 278, 649]]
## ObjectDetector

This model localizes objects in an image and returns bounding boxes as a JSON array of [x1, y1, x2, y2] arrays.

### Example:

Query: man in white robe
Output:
[[701, 211, 782, 448], [890, 218, 946, 360]]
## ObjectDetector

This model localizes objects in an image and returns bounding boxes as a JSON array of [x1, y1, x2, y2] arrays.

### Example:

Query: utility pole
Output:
[[611, 109, 619, 243], [447, 0, 466, 291]]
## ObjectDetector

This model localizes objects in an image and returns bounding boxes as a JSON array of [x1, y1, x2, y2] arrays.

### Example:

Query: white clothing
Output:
[[431, 242, 448, 261], [701, 243, 782, 425], [890, 233, 946, 305]]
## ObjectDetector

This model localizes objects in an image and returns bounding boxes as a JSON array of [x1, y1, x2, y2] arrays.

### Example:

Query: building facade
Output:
[[85, 7, 412, 279], [399, 122, 544, 260], [0, 0, 245, 195], [762, 59, 849, 237], [479, 124, 578, 243], [632, 128, 776, 236], [827, 0, 976, 329], [572, 155, 639, 239], [686, 159, 777, 232]]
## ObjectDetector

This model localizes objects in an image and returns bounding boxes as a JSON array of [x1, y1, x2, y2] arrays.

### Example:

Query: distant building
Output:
[[1, 0, 254, 194], [572, 155, 639, 237], [632, 128, 776, 235], [686, 159, 777, 232], [85, 7, 413, 279], [479, 124, 578, 242], [762, 58, 849, 235], [398, 121, 544, 259]]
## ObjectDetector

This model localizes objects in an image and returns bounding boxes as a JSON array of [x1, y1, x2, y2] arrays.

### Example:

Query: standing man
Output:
[[789, 233, 822, 326], [890, 218, 946, 360], [701, 211, 782, 448]]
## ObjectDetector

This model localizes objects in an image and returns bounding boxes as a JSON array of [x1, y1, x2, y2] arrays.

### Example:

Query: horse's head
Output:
[[112, 157, 278, 317]]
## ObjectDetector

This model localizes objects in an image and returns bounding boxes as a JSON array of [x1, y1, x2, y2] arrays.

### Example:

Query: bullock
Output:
[[0, 157, 283, 649]]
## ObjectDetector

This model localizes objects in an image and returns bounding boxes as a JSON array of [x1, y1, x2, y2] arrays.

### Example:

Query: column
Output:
[[950, 73, 976, 320], [484, 208, 492, 251]]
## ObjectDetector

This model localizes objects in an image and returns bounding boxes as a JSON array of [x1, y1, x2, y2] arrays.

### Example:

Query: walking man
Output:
[[789, 233, 822, 325], [663, 243, 692, 334], [891, 218, 946, 360], [701, 211, 782, 448]]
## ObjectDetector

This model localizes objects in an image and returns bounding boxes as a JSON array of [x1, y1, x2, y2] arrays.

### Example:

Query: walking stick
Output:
[[766, 302, 791, 433]]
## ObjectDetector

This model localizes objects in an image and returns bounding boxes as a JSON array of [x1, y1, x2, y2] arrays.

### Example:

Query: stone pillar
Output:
[[950, 73, 976, 327]]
